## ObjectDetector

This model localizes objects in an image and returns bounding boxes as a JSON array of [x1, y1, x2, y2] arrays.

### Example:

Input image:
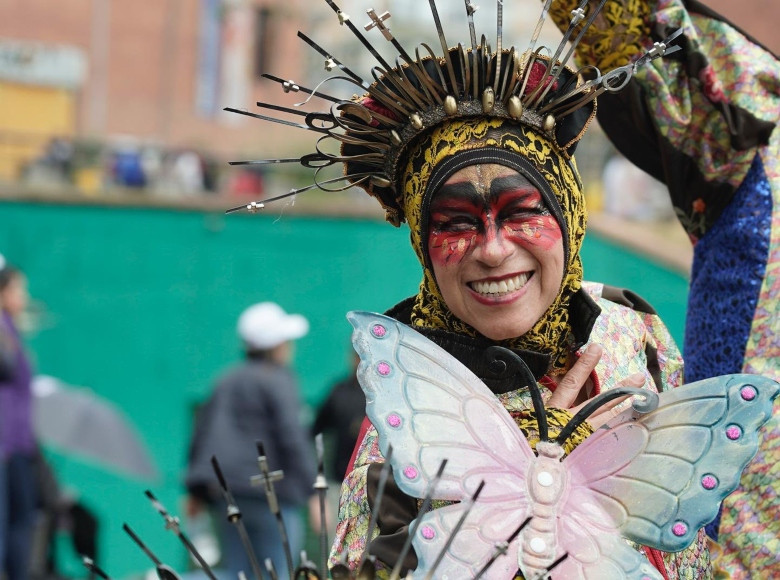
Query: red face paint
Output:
[[428, 175, 562, 267]]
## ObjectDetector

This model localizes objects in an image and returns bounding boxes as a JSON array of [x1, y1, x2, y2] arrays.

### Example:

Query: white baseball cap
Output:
[[237, 302, 309, 350]]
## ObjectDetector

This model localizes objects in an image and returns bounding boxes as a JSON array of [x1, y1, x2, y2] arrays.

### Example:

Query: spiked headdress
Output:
[[227, 0, 680, 224]]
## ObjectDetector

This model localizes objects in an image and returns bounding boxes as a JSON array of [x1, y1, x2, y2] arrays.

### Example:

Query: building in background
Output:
[[0, 0, 307, 192]]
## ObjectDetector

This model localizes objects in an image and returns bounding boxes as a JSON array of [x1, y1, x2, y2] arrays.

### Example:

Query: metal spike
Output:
[[297, 31, 369, 88], [493, 0, 504, 93], [322, 0, 394, 71], [144, 490, 219, 580], [357, 445, 394, 572], [389, 459, 448, 580], [211, 456, 267, 580], [423, 481, 485, 580], [427, 0, 460, 94], [472, 517, 532, 579], [262, 74, 342, 104], [464, 0, 479, 52]]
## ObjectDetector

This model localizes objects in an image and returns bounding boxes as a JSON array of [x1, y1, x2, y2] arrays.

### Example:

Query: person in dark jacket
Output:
[[185, 302, 316, 579]]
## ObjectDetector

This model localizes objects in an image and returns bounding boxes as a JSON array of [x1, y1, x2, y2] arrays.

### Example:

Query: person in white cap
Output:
[[184, 302, 316, 578]]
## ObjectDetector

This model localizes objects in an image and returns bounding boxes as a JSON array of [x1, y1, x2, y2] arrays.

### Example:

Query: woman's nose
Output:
[[475, 227, 513, 266]]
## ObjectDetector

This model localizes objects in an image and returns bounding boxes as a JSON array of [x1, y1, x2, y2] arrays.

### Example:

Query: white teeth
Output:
[[471, 273, 529, 296]]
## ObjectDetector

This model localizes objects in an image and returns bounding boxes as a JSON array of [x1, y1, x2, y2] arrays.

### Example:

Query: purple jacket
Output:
[[0, 310, 36, 457]]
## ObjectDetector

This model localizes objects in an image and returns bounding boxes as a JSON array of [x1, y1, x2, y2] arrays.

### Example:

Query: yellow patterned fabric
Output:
[[547, 0, 651, 70], [400, 118, 587, 371]]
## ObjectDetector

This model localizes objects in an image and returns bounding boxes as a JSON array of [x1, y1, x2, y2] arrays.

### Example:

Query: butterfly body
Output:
[[521, 441, 566, 577], [346, 311, 779, 580]]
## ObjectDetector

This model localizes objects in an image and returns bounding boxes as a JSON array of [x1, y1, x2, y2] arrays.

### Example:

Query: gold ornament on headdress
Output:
[[225, 0, 682, 223]]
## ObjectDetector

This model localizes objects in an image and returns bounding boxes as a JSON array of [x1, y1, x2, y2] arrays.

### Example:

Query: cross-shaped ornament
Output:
[[365, 8, 393, 41], [250, 469, 285, 488]]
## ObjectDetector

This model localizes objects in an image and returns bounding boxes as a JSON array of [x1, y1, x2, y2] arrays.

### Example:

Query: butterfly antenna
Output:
[[389, 459, 448, 580], [423, 481, 485, 580], [82, 557, 111, 580], [122, 523, 181, 580], [357, 444, 394, 571], [250, 441, 294, 579], [555, 387, 659, 447], [472, 517, 532, 579], [485, 346, 549, 441], [211, 456, 267, 580], [313, 433, 330, 580], [143, 489, 219, 580]]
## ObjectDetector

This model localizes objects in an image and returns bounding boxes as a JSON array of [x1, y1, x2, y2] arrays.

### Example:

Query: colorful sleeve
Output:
[[544, 0, 779, 241]]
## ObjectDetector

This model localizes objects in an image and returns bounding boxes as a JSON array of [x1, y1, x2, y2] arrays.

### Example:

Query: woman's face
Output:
[[427, 164, 565, 340], [0, 273, 28, 318]]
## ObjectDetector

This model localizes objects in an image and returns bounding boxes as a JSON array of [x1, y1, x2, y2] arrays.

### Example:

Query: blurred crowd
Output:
[[14, 136, 265, 201]]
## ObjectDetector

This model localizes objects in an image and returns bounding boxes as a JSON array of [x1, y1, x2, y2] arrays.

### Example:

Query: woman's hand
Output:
[[547, 344, 645, 429]]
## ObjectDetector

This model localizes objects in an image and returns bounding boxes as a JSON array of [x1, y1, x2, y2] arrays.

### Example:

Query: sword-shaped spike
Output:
[[313, 433, 329, 580], [82, 557, 111, 580], [389, 459, 448, 580], [261, 74, 342, 104], [252, 441, 294, 578], [123, 523, 181, 580], [265, 558, 279, 580], [532, 0, 609, 107], [427, 0, 460, 94], [356, 444, 394, 572], [322, 0, 395, 72], [472, 516, 532, 579], [364, 9, 416, 65], [297, 31, 369, 88], [464, 0, 478, 52], [526, 0, 553, 56], [493, 0, 503, 93], [144, 490, 219, 580], [210, 456, 267, 580], [424, 480, 486, 580], [527, 552, 569, 580], [223, 107, 326, 134]]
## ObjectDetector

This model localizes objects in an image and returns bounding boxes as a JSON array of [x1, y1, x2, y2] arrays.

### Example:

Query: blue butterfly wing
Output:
[[347, 311, 535, 503], [565, 374, 779, 552]]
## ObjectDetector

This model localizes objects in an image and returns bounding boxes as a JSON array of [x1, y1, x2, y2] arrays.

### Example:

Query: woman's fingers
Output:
[[582, 372, 647, 429], [548, 343, 603, 409]]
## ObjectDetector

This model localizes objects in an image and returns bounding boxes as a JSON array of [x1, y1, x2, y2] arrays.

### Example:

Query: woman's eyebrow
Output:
[[489, 174, 538, 200], [432, 181, 481, 206]]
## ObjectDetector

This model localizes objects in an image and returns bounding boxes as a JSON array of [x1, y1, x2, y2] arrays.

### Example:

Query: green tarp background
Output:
[[0, 200, 688, 576]]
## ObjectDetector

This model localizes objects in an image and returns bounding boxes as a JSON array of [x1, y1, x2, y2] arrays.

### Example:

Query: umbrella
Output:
[[32, 375, 158, 480]]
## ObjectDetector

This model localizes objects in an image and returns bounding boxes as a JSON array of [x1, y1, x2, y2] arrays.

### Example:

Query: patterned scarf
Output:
[[400, 117, 587, 372]]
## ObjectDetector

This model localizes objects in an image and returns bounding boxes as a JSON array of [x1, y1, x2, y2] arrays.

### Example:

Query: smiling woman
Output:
[[427, 165, 565, 341]]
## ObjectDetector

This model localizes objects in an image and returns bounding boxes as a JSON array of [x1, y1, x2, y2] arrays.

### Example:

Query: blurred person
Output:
[[184, 302, 317, 579], [0, 254, 38, 580], [310, 351, 365, 536]]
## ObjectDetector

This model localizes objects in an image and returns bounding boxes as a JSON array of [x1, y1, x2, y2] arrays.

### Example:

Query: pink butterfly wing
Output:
[[347, 311, 536, 575], [553, 514, 664, 580], [564, 374, 779, 552], [410, 501, 526, 579]]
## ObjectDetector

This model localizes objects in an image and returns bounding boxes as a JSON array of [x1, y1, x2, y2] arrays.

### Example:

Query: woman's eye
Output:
[[502, 205, 546, 222], [433, 215, 477, 232]]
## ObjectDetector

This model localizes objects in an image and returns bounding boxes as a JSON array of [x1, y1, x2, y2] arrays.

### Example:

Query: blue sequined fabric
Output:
[[685, 155, 772, 383]]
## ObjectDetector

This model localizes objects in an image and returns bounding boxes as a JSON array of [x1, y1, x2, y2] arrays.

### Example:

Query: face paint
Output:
[[426, 164, 566, 340], [428, 172, 563, 266]]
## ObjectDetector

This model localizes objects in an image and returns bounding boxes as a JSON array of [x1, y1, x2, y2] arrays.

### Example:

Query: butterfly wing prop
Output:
[[347, 311, 537, 578], [564, 374, 779, 556]]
